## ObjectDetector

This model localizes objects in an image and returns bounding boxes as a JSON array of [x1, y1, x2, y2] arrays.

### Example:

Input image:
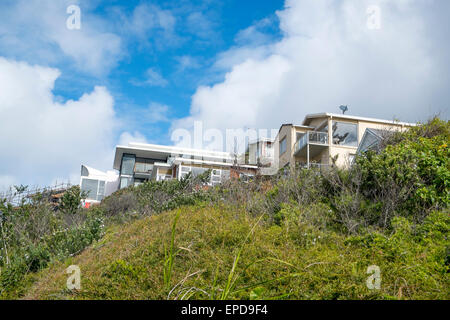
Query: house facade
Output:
[[79, 112, 415, 202], [273, 113, 414, 170], [113, 142, 258, 189]]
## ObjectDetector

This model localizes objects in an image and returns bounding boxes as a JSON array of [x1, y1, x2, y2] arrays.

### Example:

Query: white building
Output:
[[113, 142, 258, 189], [79, 165, 119, 207]]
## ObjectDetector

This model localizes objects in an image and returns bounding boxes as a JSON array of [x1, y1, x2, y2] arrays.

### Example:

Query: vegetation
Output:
[[0, 118, 448, 300]]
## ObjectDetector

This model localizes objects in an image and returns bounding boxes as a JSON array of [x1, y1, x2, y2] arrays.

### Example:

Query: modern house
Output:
[[247, 138, 274, 166], [79, 165, 119, 207], [273, 113, 414, 170], [113, 142, 258, 189], [79, 112, 415, 203]]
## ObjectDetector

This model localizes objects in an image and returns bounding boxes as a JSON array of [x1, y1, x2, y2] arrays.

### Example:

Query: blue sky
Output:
[[52, 0, 284, 145], [0, 0, 449, 189]]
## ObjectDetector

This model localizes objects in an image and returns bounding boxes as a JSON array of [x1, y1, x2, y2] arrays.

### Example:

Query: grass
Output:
[[163, 209, 181, 290], [18, 203, 449, 300]]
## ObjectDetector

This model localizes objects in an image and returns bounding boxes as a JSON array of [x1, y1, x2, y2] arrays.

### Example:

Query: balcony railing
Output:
[[134, 162, 154, 174], [294, 131, 328, 154]]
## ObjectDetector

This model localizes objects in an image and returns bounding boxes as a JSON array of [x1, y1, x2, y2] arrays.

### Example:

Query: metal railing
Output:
[[294, 131, 328, 153], [0, 182, 72, 206]]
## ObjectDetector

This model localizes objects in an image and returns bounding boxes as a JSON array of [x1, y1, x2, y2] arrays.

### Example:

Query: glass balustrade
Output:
[[294, 131, 328, 153]]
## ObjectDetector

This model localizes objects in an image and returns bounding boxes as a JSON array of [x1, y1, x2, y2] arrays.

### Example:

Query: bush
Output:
[[355, 117, 449, 226], [60, 186, 87, 215]]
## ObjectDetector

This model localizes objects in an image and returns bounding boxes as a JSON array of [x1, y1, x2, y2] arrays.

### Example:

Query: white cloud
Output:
[[0, 57, 143, 191], [0, 0, 123, 75], [186, 12, 217, 39], [147, 103, 171, 123], [128, 4, 176, 38], [130, 68, 169, 87], [234, 17, 276, 47], [0, 175, 17, 193], [110, 3, 180, 50], [174, 55, 201, 72], [118, 131, 148, 146], [174, 0, 450, 143]]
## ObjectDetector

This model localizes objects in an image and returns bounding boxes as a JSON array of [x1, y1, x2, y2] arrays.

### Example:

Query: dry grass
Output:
[[21, 204, 449, 300]]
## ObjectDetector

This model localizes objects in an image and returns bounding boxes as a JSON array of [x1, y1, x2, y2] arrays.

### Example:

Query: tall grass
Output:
[[219, 214, 264, 300], [163, 210, 181, 290]]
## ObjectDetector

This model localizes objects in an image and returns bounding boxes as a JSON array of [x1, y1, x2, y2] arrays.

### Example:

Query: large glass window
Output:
[[135, 158, 154, 173], [98, 181, 105, 201], [358, 131, 380, 153], [81, 178, 98, 200], [121, 154, 136, 175], [120, 176, 133, 189], [332, 121, 358, 147], [81, 178, 106, 201], [296, 132, 304, 142], [180, 166, 191, 179], [280, 137, 287, 155], [191, 167, 208, 177]]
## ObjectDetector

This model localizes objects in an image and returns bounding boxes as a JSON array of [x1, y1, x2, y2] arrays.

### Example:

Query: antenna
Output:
[[339, 105, 348, 114]]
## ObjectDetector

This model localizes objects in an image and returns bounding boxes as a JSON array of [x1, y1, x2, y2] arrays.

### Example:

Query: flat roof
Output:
[[278, 123, 315, 133], [248, 137, 275, 144], [113, 143, 234, 170], [302, 113, 416, 127]]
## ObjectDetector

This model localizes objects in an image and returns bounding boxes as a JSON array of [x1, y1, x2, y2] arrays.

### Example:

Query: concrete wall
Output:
[[277, 125, 294, 169]]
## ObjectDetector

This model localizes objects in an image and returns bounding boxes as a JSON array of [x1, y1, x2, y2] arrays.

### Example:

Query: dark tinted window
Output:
[[332, 121, 358, 147], [121, 154, 136, 175]]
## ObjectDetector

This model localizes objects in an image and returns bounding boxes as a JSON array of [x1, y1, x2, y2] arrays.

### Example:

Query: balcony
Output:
[[134, 162, 154, 179], [294, 131, 328, 155]]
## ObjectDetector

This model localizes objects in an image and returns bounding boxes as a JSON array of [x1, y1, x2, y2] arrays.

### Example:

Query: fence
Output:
[[0, 182, 73, 206]]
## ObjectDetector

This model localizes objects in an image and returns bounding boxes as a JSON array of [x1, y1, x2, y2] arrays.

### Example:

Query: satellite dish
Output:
[[339, 105, 348, 114]]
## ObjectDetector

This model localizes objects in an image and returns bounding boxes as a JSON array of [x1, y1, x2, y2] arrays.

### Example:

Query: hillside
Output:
[[23, 204, 450, 300], [1, 118, 449, 300]]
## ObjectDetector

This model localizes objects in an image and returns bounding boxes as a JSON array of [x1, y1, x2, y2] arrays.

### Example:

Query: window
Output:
[[81, 165, 89, 177], [191, 166, 208, 177], [349, 154, 356, 164], [239, 173, 254, 183], [318, 123, 328, 133], [280, 137, 287, 155], [221, 169, 230, 181], [157, 175, 172, 181], [81, 178, 98, 200], [332, 121, 358, 147], [358, 130, 381, 153], [121, 154, 136, 175], [98, 181, 105, 201], [81, 178, 106, 201], [135, 158, 154, 173], [210, 169, 222, 186], [133, 178, 147, 187], [180, 166, 191, 179], [120, 176, 133, 189]]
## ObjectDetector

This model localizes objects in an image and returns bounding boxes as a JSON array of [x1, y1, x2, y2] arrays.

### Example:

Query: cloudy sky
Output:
[[0, 0, 449, 190]]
